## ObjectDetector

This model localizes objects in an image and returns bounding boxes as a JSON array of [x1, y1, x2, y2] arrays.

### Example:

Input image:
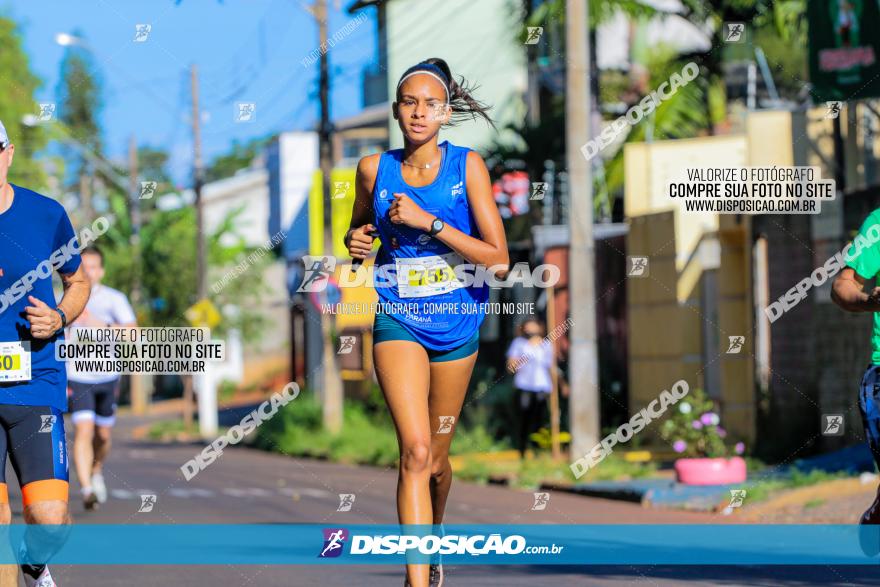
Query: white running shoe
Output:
[[91, 472, 107, 504], [22, 565, 56, 587]]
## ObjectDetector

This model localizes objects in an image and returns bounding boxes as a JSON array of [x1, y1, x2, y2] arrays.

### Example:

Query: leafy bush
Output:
[[218, 379, 238, 402], [254, 386, 512, 467], [455, 451, 657, 488], [254, 391, 399, 466], [451, 422, 510, 455], [659, 388, 745, 458], [529, 427, 572, 450], [147, 419, 194, 440]]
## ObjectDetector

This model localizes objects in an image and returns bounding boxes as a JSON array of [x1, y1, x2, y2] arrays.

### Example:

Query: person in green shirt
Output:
[[832, 209, 880, 528]]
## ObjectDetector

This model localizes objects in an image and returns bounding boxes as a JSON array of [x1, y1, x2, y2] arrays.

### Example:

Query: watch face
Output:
[[432, 219, 443, 232]]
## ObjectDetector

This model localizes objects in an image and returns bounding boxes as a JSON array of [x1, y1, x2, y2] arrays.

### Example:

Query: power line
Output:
[[198, 0, 300, 104]]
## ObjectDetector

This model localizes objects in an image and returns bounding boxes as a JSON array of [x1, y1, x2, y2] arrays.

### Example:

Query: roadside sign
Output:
[[185, 298, 222, 329]]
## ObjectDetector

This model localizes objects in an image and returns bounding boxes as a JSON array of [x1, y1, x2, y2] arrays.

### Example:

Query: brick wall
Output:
[[757, 200, 876, 462]]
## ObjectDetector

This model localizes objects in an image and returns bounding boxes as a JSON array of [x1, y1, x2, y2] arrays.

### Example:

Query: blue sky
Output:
[[3, 0, 377, 183]]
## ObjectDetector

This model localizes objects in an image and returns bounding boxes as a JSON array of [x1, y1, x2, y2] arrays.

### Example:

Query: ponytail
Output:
[[396, 57, 495, 129]]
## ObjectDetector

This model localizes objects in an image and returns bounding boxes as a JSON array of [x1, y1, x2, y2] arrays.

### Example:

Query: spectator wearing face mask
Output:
[[506, 318, 554, 458]]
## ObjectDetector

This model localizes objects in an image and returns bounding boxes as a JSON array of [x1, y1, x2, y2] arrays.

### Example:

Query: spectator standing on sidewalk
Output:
[[506, 318, 555, 458]]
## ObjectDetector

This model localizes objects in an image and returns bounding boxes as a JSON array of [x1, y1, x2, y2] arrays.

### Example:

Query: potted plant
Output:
[[659, 388, 746, 485]]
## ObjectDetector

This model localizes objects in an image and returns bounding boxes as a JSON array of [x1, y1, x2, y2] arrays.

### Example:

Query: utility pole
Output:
[[128, 134, 148, 415], [185, 63, 206, 432], [79, 168, 93, 222], [191, 64, 207, 300], [566, 0, 600, 461], [128, 134, 142, 306], [312, 0, 344, 432]]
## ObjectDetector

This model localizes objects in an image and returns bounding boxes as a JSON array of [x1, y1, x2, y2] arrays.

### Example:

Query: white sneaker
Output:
[[91, 473, 107, 504], [22, 565, 56, 587]]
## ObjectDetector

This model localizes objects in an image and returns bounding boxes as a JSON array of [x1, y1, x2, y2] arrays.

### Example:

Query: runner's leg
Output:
[[427, 351, 478, 524], [73, 420, 95, 497], [92, 425, 112, 474], [7, 406, 70, 583], [0, 411, 16, 585], [91, 381, 117, 476], [69, 382, 97, 502], [858, 365, 880, 523], [92, 426, 110, 468], [10, 406, 70, 523], [374, 339, 431, 587]]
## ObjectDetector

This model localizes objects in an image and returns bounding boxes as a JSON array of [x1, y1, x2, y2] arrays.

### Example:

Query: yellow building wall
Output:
[[624, 110, 795, 445], [309, 168, 364, 258], [308, 168, 379, 330], [626, 213, 703, 411]]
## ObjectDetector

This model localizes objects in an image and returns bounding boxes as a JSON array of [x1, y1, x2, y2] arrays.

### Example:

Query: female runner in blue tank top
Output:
[[346, 58, 508, 587]]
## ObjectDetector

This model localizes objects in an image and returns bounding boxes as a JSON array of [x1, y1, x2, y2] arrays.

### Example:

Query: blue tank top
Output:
[[372, 140, 489, 351]]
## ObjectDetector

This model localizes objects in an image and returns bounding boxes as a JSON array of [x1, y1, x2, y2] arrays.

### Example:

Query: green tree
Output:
[[0, 16, 48, 189], [133, 203, 271, 341], [137, 146, 174, 189], [204, 136, 272, 183], [56, 31, 103, 220]]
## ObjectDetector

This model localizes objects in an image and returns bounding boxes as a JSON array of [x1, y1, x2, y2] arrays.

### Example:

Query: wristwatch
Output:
[[55, 307, 67, 334], [428, 217, 445, 236]]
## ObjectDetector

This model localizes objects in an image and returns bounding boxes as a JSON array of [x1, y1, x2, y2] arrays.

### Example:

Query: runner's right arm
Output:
[[834, 215, 880, 312], [831, 268, 880, 312], [347, 154, 380, 259]]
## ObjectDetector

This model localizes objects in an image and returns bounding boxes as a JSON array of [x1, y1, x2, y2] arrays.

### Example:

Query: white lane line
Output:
[[113, 487, 333, 500], [222, 487, 273, 497], [127, 449, 156, 459], [278, 487, 333, 499], [169, 488, 217, 498]]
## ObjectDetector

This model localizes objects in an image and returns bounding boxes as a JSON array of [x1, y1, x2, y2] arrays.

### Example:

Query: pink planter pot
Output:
[[674, 456, 747, 485]]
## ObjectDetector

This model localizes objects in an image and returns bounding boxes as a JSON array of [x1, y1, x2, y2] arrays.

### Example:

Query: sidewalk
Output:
[[736, 476, 878, 523]]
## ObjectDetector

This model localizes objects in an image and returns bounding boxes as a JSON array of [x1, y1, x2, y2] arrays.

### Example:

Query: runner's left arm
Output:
[[27, 206, 91, 339], [392, 151, 509, 273], [58, 266, 90, 324], [25, 265, 90, 339]]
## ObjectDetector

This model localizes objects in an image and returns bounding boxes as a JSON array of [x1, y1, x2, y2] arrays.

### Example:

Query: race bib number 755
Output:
[[0, 341, 32, 383], [396, 252, 465, 299]]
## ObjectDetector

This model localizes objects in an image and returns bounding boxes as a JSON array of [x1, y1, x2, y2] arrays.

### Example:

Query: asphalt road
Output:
[[3, 414, 877, 586]]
